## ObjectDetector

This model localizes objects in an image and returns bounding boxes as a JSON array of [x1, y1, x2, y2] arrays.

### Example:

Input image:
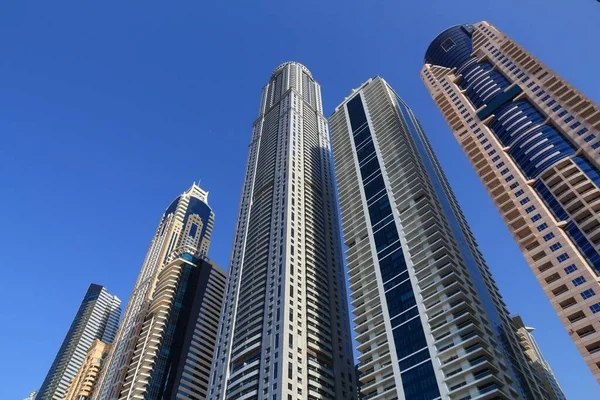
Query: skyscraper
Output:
[[37, 284, 121, 400], [330, 76, 547, 399], [64, 340, 111, 400], [24, 390, 38, 400], [421, 21, 600, 381], [94, 183, 215, 399], [512, 316, 566, 400], [118, 254, 226, 399], [208, 62, 355, 400]]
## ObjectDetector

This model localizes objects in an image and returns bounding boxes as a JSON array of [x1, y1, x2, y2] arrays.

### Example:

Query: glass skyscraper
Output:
[[36, 284, 121, 400], [330, 76, 547, 399], [422, 21, 600, 381], [208, 62, 355, 400], [94, 183, 216, 399]]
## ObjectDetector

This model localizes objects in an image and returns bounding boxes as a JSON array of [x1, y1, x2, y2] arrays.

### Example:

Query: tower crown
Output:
[[270, 61, 312, 79]]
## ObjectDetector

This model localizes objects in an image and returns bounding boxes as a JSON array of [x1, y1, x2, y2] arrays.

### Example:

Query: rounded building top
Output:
[[271, 61, 313, 79], [424, 24, 474, 68]]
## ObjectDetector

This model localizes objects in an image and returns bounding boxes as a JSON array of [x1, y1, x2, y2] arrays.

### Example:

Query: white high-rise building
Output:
[[330, 76, 548, 399], [94, 183, 215, 399], [208, 62, 356, 400]]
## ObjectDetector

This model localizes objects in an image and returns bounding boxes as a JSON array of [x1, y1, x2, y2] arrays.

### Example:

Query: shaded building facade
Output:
[[64, 340, 111, 400]]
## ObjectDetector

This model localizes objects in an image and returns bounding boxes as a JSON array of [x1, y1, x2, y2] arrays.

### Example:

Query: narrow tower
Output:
[[421, 21, 600, 381], [94, 183, 215, 399], [36, 284, 121, 400], [209, 62, 356, 400], [330, 76, 548, 399]]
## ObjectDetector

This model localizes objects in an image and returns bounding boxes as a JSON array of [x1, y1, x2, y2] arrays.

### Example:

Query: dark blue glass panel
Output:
[[368, 196, 393, 227], [390, 306, 419, 329], [392, 317, 428, 360], [363, 174, 386, 201], [400, 361, 441, 400], [533, 181, 568, 221], [347, 95, 368, 131], [359, 156, 381, 180], [373, 222, 400, 252], [385, 279, 417, 318], [399, 348, 431, 370], [379, 247, 408, 283], [566, 221, 600, 277]]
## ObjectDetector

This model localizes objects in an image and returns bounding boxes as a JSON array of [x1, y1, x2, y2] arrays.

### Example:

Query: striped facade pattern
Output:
[[118, 255, 226, 399], [209, 62, 355, 400], [37, 284, 121, 400], [421, 21, 600, 381], [94, 184, 215, 399], [330, 77, 545, 399]]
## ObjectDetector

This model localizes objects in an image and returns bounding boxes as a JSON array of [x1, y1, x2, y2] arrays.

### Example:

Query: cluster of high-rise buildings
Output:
[[32, 21, 599, 400]]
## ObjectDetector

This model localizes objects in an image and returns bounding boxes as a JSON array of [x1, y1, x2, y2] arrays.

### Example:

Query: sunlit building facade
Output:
[[512, 316, 566, 400], [37, 284, 121, 400], [209, 62, 356, 400], [94, 183, 215, 399], [421, 21, 600, 381], [330, 76, 546, 399], [64, 340, 111, 400]]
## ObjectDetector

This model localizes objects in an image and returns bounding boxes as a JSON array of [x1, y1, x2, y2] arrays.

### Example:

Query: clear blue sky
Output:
[[1, 1, 598, 398]]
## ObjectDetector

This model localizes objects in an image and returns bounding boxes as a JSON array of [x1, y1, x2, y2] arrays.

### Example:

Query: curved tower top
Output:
[[270, 61, 312, 79], [424, 24, 474, 69]]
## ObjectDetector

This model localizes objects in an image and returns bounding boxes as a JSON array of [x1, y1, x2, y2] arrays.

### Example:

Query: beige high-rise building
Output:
[[64, 340, 111, 400], [512, 316, 566, 400], [421, 21, 600, 381]]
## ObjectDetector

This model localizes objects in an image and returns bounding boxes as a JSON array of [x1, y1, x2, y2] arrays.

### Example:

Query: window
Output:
[[501, 168, 510, 175], [525, 205, 536, 214], [537, 223, 548, 232], [441, 38, 456, 52], [520, 197, 530, 205], [488, 150, 497, 156], [496, 162, 505, 169], [584, 135, 596, 143], [557, 253, 570, 262], [573, 276, 586, 286], [578, 128, 589, 136], [514, 189, 524, 197], [484, 144, 492, 151], [581, 289, 596, 300], [531, 214, 542, 222], [549, 243, 563, 252], [571, 122, 581, 129], [558, 110, 568, 117], [509, 182, 519, 189], [543, 232, 555, 242], [564, 264, 577, 274], [564, 116, 574, 123], [505, 175, 514, 182], [492, 155, 501, 163], [590, 303, 600, 314]]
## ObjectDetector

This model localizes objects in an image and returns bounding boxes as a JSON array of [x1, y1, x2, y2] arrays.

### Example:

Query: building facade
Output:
[[330, 76, 547, 399], [24, 390, 38, 400], [118, 254, 226, 399], [512, 316, 566, 400], [208, 62, 355, 400], [94, 183, 215, 399], [37, 284, 121, 400], [421, 21, 600, 381], [64, 340, 111, 400]]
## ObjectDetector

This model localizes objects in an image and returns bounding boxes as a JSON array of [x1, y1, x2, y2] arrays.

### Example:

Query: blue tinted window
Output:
[[590, 303, 600, 314], [557, 253, 570, 262], [346, 95, 368, 131], [549, 243, 562, 252], [379, 248, 407, 283], [572, 276, 586, 286], [363, 174, 386, 200], [525, 205, 536, 213], [400, 361, 441, 400], [385, 280, 417, 319], [374, 222, 400, 252], [368, 196, 393, 226], [537, 223, 548, 232], [564, 264, 577, 274], [392, 317, 428, 360], [581, 289, 596, 300], [543, 233, 555, 242], [531, 214, 541, 222]]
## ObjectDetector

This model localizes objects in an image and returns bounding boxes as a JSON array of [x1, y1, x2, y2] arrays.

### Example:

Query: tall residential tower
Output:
[[421, 21, 600, 381], [330, 76, 547, 399], [36, 284, 121, 400], [209, 62, 356, 400], [94, 183, 215, 399]]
